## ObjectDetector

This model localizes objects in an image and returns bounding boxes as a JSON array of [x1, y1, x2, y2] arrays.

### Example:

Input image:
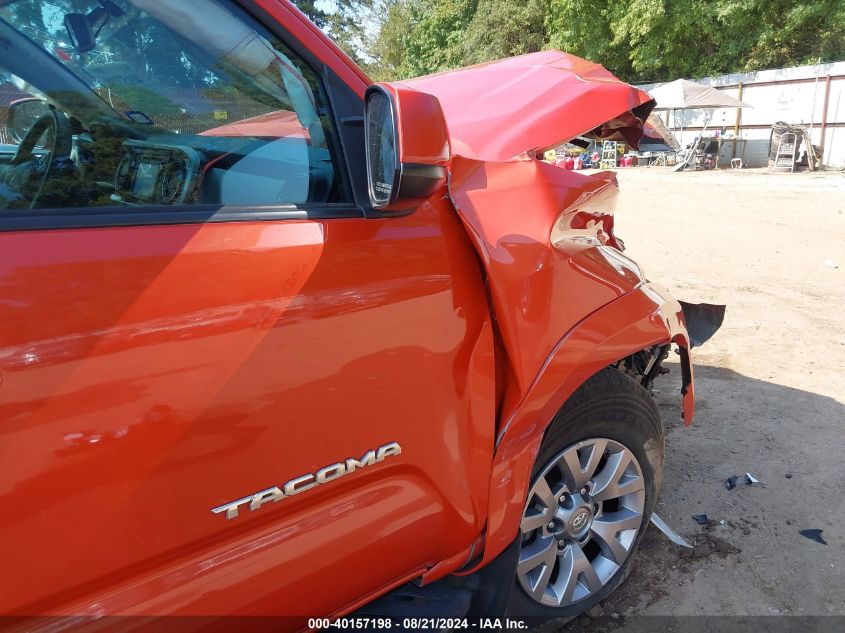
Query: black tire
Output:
[[506, 367, 664, 619]]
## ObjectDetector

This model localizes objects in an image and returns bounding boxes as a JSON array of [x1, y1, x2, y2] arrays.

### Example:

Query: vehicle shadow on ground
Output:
[[557, 361, 845, 630]]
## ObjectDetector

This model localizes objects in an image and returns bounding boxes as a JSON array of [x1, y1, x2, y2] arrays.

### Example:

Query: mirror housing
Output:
[[64, 12, 97, 53], [365, 83, 450, 211], [64, 1, 124, 53], [7, 98, 50, 144]]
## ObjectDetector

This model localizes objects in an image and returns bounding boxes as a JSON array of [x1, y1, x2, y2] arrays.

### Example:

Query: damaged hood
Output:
[[383, 52, 677, 404], [403, 50, 655, 161]]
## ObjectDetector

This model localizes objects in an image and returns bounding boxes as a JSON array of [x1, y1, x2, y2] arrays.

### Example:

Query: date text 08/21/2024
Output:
[[308, 618, 529, 630]]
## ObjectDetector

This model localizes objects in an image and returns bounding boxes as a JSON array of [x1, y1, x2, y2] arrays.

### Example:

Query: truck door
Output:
[[0, 0, 494, 618]]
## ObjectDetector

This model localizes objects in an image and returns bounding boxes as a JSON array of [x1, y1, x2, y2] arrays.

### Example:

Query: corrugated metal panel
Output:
[[637, 61, 845, 167]]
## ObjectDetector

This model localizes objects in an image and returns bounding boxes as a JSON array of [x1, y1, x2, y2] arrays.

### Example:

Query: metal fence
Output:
[[639, 60, 845, 168]]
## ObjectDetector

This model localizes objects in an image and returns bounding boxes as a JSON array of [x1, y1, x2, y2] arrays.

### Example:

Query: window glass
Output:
[[0, 0, 349, 211]]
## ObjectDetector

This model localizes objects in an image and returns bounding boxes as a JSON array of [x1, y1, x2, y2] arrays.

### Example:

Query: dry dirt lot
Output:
[[565, 167, 845, 628]]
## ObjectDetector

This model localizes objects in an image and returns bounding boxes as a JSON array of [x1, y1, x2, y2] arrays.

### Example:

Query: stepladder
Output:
[[600, 141, 618, 168], [771, 132, 798, 172]]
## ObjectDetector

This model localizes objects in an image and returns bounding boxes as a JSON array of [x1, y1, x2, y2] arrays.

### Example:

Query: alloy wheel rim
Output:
[[517, 438, 646, 607]]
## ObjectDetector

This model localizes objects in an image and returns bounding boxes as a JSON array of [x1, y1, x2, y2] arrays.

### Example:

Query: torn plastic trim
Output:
[[643, 282, 695, 425], [679, 301, 726, 348], [677, 343, 693, 425], [650, 513, 693, 549]]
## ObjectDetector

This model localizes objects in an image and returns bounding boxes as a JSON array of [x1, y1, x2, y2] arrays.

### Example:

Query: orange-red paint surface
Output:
[[0, 0, 697, 623], [381, 84, 451, 165], [404, 50, 655, 161], [0, 198, 495, 618]]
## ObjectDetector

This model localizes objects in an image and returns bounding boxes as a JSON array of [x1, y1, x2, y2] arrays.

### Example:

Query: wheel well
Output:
[[612, 343, 671, 393], [539, 347, 668, 447]]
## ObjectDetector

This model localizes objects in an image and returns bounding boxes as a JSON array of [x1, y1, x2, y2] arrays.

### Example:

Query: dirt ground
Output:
[[565, 167, 845, 628]]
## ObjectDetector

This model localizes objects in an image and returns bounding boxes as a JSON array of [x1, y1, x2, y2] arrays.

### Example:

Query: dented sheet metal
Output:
[[423, 53, 661, 398], [404, 50, 655, 162], [389, 52, 717, 567], [447, 156, 644, 395], [395, 52, 688, 408]]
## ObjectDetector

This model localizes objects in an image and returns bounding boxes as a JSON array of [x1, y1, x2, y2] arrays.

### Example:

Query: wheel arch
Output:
[[461, 282, 693, 574]]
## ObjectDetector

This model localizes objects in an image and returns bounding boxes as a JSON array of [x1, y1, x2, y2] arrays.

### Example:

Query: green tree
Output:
[[459, 0, 546, 65], [402, 0, 478, 77], [364, 0, 845, 83], [544, 0, 632, 77], [546, 0, 845, 82], [369, 0, 546, 79], [733, 0, 845, 72], [366, 0, 414, 80], [292, 0, 375, 64]]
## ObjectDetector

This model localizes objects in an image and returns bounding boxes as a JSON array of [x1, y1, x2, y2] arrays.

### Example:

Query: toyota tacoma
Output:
[[0, 0, 722, 629]]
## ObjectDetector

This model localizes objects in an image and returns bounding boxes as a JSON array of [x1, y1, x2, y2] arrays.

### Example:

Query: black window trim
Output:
[[0, 0, 373, 232], [0, 202, 364, 232]]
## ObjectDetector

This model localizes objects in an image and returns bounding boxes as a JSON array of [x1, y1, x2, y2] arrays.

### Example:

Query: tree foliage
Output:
[[364, 0, 845, 82], [291, 0, 374, 64]]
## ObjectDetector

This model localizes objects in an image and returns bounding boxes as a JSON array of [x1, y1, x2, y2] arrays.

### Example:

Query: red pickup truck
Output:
[[0, 0, 722, 628]]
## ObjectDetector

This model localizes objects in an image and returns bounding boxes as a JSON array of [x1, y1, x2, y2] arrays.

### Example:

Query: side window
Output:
[[0, 0, 350, 212]]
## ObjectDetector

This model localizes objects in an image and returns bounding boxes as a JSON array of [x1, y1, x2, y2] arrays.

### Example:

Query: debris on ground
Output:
[[679, 520, 743, 561], [745, 472, 764, 485], [799, 529, 828, 545], [725, 475, 739, 490], [823, 259, 839, 269], [692, 514, 709, 525], [587, 169, 845, 622], [651, 513, 693, 548]]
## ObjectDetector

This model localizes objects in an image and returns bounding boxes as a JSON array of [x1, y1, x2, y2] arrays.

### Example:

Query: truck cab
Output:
[[0, 0, 719, 627]]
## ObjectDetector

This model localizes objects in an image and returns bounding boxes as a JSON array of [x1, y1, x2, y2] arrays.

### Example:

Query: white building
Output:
[[639, 61, 845, 168]]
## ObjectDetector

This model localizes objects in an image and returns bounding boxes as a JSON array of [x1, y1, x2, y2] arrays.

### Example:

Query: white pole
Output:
[[809, 57, 822, 134]]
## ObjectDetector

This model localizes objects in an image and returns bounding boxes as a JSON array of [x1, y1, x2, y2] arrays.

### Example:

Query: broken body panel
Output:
[[389, 51, 710, 569], [0, 0, 722, 621]]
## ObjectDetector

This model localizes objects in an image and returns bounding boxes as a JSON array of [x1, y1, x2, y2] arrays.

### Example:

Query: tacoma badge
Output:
[[211, 442, 402, 520]]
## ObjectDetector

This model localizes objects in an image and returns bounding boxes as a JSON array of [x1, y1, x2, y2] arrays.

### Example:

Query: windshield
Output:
[[0, 0, 323, 141], [0, 0, 346, 211]]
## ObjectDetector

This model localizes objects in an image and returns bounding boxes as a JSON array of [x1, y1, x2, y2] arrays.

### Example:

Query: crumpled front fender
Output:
[[447, 157, 645, 401], [461, 282, 695, 573], [392, 49, 709, 576]]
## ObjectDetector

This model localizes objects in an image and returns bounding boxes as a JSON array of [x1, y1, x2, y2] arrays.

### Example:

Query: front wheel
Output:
[[507, 368, 664, 618]]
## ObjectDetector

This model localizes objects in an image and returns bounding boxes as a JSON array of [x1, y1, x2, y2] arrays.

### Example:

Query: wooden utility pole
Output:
[[732, 83, 743, 159], [819, 75, 832, 156]]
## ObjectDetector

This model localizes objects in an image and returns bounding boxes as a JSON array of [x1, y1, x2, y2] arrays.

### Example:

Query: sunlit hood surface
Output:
[[403, 50, 655, 161]]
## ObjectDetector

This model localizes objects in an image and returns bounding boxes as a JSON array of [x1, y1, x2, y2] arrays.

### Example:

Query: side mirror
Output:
[[7, 98, 50, 144], [364, 84, 450, 211]]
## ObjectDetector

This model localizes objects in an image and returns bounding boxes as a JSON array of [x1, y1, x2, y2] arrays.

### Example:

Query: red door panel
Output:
[[0, 198, 494, 616]]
